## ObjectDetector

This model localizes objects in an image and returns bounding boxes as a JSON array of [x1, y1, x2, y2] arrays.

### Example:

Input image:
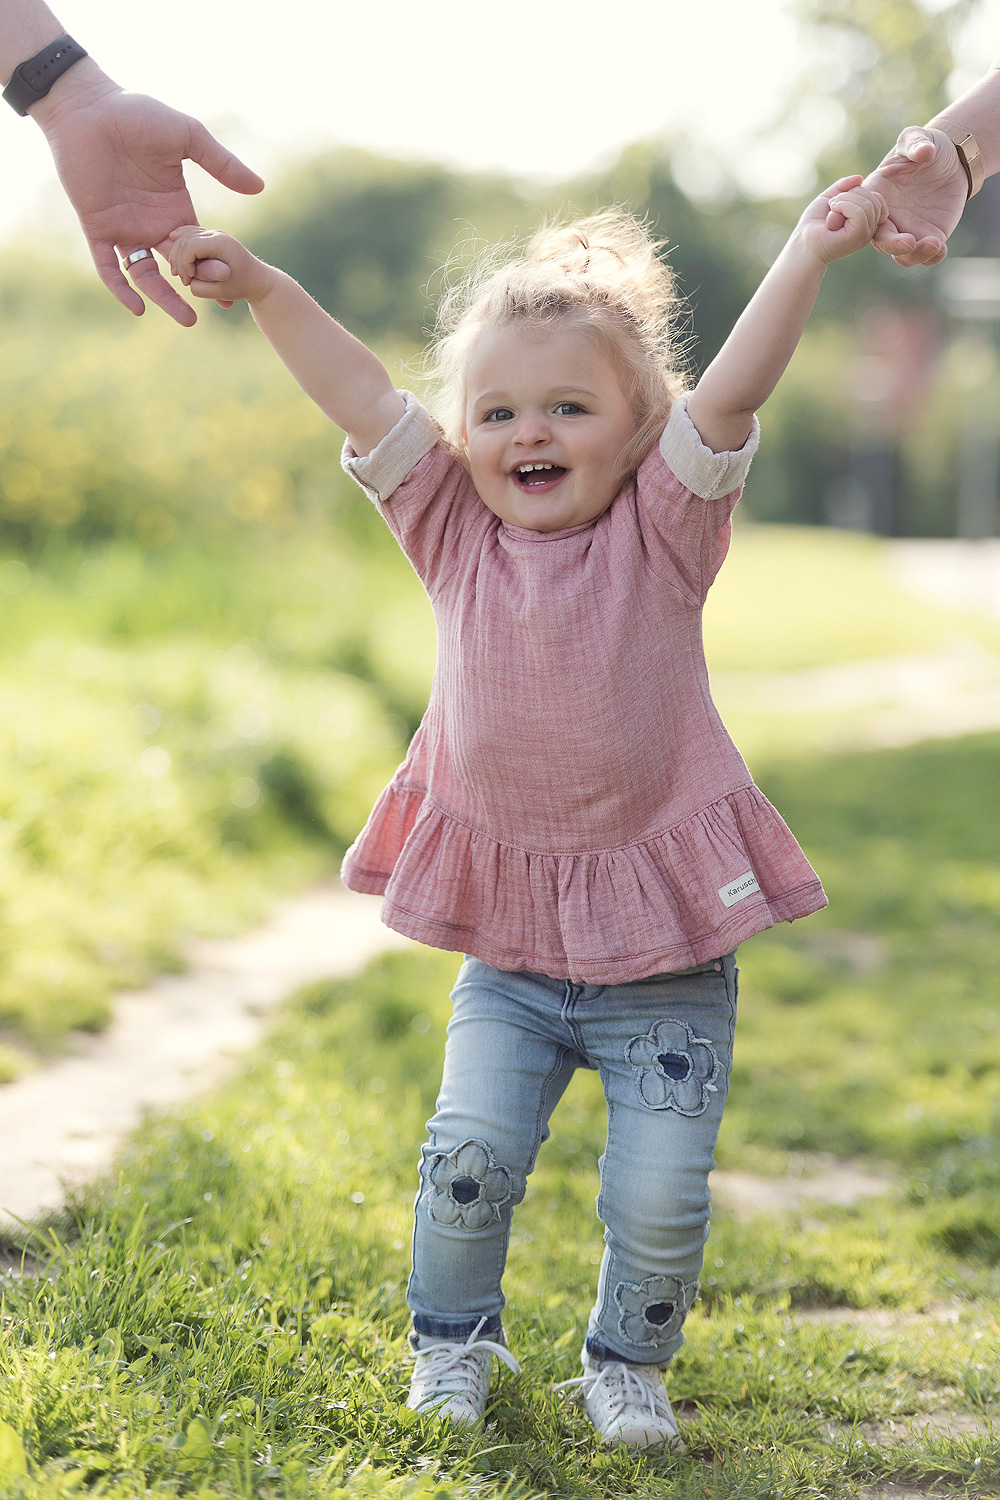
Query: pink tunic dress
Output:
[[341, 394, 826, 982]]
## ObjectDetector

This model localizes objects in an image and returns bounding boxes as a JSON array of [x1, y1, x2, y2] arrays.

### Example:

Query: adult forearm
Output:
[[928, 68, 1000, 184], [0, 0, 63, 79]]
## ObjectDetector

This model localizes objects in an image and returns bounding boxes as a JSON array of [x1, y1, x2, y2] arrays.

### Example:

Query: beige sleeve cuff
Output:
[[342, 391, 442, 502], [658, 395, 760, 501]]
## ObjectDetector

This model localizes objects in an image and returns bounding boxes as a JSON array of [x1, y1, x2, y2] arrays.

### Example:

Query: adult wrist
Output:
[[926, 119, 984, 198], [2, 32, 89, 116], [27, 56, 119, 132]]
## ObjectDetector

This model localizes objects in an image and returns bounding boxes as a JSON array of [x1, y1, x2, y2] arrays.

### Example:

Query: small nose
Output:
[[513, 411, 550, 446]]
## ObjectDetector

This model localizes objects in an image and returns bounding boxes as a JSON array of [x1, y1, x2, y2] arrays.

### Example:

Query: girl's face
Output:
[[462, 319, 638, 532]]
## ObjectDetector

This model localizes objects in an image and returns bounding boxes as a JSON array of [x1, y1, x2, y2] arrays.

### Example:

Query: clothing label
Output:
[[719, 871, 761, 908]]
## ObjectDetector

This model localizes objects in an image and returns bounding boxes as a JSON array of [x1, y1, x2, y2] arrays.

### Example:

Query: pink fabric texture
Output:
[[341, 398, 826, 981]]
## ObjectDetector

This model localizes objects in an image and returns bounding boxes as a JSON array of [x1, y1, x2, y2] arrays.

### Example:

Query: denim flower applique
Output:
[[625, 1018, 720, 1115], [614, 1274, 697, 1346], [426, 1139, 513, 1230]]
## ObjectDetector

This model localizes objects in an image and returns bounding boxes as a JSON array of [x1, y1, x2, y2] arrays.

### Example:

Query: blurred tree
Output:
[[797, 0, 978, 316], [5, 0, 987, 545], [804, 0, 975, 172], [244, 149, 531, 342], [242, 142, 754, 368], [740, 0, 982, 532], [554, 142, 761, 370]]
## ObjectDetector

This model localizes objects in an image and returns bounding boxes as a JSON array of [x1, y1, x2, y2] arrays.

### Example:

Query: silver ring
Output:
[[122, 248, 153, 270]]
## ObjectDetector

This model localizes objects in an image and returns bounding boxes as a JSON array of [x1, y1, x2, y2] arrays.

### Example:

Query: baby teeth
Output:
[[518, 463, 553, 473]]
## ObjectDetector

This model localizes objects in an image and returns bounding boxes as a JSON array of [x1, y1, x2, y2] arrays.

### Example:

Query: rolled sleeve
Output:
[[658, 395, 760, 501], [342, 391, 442, 503]]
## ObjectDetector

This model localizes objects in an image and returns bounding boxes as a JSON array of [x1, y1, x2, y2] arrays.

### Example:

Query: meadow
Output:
[[4, 248, 1000, 1496], [5, 730, 1000, 1499], [3, 515, 1000, 1494]]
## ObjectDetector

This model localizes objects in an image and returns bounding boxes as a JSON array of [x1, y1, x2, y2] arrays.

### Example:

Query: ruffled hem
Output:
[[342, 783, 827, 983]]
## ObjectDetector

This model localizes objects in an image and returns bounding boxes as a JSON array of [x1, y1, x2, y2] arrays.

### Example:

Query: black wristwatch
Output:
[[2, 34, 88, 116]]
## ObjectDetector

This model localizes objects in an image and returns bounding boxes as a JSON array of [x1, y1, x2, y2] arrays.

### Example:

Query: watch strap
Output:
[[2, 34, 88, 117], [938, 121, 985, 199]]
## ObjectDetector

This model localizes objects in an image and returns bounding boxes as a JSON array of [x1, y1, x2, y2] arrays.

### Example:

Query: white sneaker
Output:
[[557, 1348, 685, 1451], [406, 1318, 521, 1427]]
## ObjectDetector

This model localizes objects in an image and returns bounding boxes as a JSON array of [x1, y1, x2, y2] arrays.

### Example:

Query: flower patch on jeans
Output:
[[625, 1017, 721, 1115], [425, 1138, 513, 1230], [614, 1273, 697, 1346]]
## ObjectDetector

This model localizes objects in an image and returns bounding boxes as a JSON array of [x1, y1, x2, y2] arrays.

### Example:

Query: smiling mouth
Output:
[[513, 462, 568, 491]]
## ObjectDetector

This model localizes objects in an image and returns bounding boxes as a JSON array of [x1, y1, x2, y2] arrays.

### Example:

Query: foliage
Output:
[[0, 254, 356, 548], [801, 0, 975, 179], [244, 150, 534, 345]]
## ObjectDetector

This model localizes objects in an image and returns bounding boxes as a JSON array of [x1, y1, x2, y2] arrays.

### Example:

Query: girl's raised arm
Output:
[[169, 226, 405, 456], [684, 177, 885, 456]]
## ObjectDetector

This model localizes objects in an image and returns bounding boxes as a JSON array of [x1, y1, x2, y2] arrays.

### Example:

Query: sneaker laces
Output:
[[410, 1316, 521, 1393], [556, 1360, 672, 1423]]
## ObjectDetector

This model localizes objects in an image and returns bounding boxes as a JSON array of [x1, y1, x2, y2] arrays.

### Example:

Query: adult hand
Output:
[[32, 65, 264, 325], [861, 126, 968, 268]]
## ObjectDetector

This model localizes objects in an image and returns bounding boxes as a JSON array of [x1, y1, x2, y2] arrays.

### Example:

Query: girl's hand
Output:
[[796, 176, 888, 264], [167, 226, 278, 309]]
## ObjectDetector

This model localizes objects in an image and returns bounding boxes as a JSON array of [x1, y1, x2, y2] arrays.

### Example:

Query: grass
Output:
[[5, 728, 1000, 1496], [0, 547, 410, 1064], [704, 523, 1000, 674]]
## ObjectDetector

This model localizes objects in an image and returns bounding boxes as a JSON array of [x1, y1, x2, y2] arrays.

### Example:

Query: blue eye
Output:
[[555, 402, 583, 416], [484, 408, 514, 423]]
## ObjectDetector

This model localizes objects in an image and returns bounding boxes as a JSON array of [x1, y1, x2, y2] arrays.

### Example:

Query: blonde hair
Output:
[[427, 209, 687, 480]]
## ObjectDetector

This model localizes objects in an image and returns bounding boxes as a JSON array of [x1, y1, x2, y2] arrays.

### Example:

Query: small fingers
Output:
[[821, 174, 863, 198], [167, 227, 222, 286], [828, 186, 887, 239]]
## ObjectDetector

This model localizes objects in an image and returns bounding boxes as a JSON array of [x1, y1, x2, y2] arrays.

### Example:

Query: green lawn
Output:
[[705, 522, 1000, 674], [4, 728, 1000, 1497]]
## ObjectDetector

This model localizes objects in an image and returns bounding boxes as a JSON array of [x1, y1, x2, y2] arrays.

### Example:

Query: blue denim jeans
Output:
[[407, 953, 738, 1367]]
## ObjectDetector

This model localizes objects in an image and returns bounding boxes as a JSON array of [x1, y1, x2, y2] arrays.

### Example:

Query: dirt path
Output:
[[0, 882, 407, 1229]]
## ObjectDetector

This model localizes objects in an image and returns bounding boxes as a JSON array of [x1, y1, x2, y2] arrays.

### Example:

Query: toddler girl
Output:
[[169, 172, 884, 1449]]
